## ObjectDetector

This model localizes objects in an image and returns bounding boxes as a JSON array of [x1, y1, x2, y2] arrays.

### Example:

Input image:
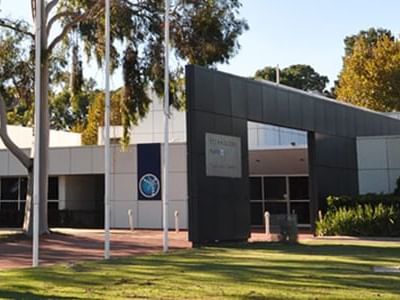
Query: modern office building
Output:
[[1, 67, 400, 241]]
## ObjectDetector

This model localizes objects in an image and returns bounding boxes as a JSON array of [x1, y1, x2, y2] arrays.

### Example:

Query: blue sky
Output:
[[1, 1, 400, 88]]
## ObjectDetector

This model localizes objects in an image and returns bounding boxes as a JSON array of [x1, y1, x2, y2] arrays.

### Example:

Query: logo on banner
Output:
[[138, 173, 161, 199]]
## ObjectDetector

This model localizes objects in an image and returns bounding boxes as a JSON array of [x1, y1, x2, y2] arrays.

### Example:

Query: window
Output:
[[250, 175, 311, 227], [0, 176, 59, 212], [264, 177, 286, 200], [1, 178, 19, 200], [289, 177, 309, 200], [20, 178, 27, 200], [48, 177, 59, 200], [249, 177, 262, 200]]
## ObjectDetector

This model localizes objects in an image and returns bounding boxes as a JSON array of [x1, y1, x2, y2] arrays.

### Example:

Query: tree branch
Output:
[[46, 11, 79, 37], [0, 99, 32, 170], [47, 2, 104, 53], [46, 0, 59, 19], [0, 19, 34, 39]]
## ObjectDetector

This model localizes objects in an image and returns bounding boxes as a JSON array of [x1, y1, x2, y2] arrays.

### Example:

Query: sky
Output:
[[1, 1, 400, 89]]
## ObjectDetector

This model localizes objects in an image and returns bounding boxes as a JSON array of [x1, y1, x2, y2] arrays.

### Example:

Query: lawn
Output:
[[0, 240, 399, 299]]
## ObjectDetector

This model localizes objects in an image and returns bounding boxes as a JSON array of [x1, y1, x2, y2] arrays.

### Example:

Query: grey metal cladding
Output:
[[231, 77, 248, 118], [192, 67, 215, 112], [288, 91, 303, 129], [276, 89, 290, 127], [324, 102, 337, 135], [191, 111, 216, 154], [214, 72, 232, 115], [335, 105, 347, 137], [246, 81, 262, 122], [300, 94, 315, 131], [261, 84, 278, 125]]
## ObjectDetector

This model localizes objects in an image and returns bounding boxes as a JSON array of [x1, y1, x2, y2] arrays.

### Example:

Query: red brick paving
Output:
[[3, 229, 397, 270], [0, 229, 191, 270]]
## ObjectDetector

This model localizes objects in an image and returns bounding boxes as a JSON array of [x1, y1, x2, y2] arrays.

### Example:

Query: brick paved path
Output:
[[0, 229, 191, 270]]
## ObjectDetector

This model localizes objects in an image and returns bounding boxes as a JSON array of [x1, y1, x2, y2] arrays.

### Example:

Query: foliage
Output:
[[326, 194, 400, 210], [344, 27, 394, 56], [0, 1, 247, 141], [81, 90, 123, 145], [317, 194, 400, 237], [317, 204, 400, 237], [0, 240, 399, 299], [59, 0, 247, 142], [336, 31, 400, 111], [254, 64, 329, 93]]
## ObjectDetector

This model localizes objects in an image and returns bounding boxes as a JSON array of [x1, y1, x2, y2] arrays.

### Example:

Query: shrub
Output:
[[317, 195, 400, 237]]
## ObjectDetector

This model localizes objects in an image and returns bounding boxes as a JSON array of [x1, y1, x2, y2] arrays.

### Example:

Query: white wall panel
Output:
[[70, 147, 92, 174], [0, 151, 8, 175], [137, 201, 162, 228], [167, 172, 187, 200], [387, 138, 400, 169], [91, 147, 104, 173], [167, 200, 188, 229], [111, 200, 137, 228], [49, 148, 71, 174], [357, 138, 388, 169], [168, 145, 187, 172], [388, 169, 400, 192], [358, 170, 389, 194], [113, 173, 136, 201], [113, 146, 136, 174], [8, 151, 28, 175]]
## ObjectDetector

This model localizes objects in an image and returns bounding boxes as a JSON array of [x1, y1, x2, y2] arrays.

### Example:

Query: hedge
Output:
[[316, 195, 400, 237]]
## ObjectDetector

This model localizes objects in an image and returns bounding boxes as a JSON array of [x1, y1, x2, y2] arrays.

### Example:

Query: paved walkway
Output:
[[0, 229, 190, 270], [1, 229, 399, 270]]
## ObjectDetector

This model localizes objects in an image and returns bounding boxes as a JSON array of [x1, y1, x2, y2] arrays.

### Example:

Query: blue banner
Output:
[[137, 144, 162, 200]]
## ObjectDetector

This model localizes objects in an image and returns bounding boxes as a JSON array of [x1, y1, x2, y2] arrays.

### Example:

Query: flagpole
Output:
[[32, 0, 42, 268], [104, 0, 111, 260], [162, 0, 170, 253]]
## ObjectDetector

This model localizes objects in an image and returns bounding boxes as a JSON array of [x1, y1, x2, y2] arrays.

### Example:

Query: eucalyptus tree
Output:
[[0, 0, 247, 234]]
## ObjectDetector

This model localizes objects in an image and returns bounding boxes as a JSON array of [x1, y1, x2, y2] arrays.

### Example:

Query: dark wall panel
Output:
[[308, 132, 359, 230], [186, 65, 400, 244]]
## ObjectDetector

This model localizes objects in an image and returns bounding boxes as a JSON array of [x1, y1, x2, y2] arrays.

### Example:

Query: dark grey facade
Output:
[[186, 65, 400, 244]]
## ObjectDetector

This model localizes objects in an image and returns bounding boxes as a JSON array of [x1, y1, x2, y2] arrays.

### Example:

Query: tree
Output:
[[343, 27, 394, 56], [254, 64, 329, 93], [335, 35, 400, 111], [0, 0, 248, 235], [81, 89, 123, 145]]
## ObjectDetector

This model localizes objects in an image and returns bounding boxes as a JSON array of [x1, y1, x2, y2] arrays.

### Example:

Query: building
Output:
[[2, 67, 400, 239]]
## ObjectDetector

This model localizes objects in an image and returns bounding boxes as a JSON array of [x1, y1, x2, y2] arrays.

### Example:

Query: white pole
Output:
[[162, 0, 170, 253], [104, 0, 111, 260], [32, 0, 42, 268], [276, 64, 280, 84], [174, 210, 179, 233]]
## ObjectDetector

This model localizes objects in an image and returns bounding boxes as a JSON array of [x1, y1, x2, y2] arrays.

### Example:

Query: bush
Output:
[[317, 195, 400, 237]]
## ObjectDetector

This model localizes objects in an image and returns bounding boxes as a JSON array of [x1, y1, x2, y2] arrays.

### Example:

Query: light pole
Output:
[[32, 0, 43, 268], [162, 0, 170, 253], [104, 0, 111, 260]]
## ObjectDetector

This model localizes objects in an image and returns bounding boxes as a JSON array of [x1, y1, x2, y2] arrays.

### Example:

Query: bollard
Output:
[[264, 211, 270, 236], [174, 210, 180, 233], [128, 209, 134, 232], [318, 210, 323, 222]]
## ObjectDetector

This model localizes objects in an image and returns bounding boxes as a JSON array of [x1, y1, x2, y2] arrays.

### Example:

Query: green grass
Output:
[[0, 240, 399, 299]]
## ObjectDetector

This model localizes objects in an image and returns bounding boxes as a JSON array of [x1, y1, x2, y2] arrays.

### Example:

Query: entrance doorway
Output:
[[250, 175, 310, 228]]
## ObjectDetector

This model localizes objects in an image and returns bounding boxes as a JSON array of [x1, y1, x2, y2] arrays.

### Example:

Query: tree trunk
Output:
[[22, 167, 34, 235]]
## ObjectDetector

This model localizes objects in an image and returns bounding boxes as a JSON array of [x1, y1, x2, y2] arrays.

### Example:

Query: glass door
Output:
[[249, 175, 310, 228]]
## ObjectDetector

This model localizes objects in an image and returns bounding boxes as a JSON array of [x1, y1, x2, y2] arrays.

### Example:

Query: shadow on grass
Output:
[[0, 290, 77, 300], [1, 242, 400, 299]]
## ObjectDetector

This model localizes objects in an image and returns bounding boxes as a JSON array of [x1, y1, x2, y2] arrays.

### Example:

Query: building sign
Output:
[[205, 133, 242, 178], [137, 144, 162, 200]]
